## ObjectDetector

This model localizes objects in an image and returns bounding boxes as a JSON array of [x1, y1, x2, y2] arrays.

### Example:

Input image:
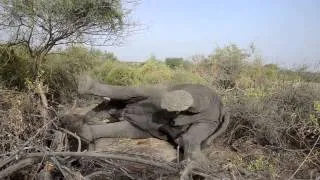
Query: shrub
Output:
[[192, 44, 250, 88], [209, 44, 248, 88], [226, 83, 320, 149], [0, 46, 33, 90], [44, 46, 98, 102], [165, 57, 184, 69], [0, 45, 99, 102], [104, 63, 141, 86], [137, 59, 173, 85], [93, 57, 118, 82], [0, 89, 43, 154], [170, 68, 207, 85]]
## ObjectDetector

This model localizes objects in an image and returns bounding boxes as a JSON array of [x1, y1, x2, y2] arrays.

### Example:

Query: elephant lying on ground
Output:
[[62, 76, 230, 163]]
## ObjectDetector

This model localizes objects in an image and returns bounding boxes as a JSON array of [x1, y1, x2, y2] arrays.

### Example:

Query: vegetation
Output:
[[0, 0, 135, 79], [165, 57, 184, 69], [0, 2, 319, 178], [0, 40, 319, 178]]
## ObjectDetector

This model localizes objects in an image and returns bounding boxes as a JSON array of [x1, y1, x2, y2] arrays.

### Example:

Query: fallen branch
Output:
[[0, 118, 56, 169], [0, 158, 39, 179], [85, 171, 111, 179], [58, 128, 82, 152], [180, 160, 195, 180], [23, 151, 178, 172], [0, 151, 178, 179], [288, 134, 320, 180]]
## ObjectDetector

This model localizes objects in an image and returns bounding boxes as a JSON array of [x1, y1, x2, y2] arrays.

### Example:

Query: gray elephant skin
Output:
[[61, 82, 230, 163]]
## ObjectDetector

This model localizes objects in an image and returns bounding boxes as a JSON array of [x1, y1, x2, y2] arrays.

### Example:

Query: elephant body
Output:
[[64, 80, 230, 163]]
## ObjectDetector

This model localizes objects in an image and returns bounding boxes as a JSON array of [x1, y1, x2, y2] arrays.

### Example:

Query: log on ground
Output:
[[93, 138, 177, 162]]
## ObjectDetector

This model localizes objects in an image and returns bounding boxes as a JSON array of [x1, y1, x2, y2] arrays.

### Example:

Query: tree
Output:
[[0, 0, 137, 78], [209, 44, 249, 88], [165, 57, 184, 69]]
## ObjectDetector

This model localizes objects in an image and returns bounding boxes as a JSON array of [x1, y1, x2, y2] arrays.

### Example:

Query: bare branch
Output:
[[24, 151, 178, 172], [0, 0, 140, 61], [58, 128, 82, 152], [0, 158, 39, 179]]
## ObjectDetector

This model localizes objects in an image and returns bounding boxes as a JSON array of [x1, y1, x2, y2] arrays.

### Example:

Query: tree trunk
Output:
[[93, 137, 177, 162]]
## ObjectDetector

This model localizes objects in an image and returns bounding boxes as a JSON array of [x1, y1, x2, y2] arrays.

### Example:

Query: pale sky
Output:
[[102, 0, 320, 68]]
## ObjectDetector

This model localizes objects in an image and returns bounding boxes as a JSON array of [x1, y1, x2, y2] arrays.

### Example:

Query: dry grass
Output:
[[0, 89, 44, 155], [0, 82, 319, 179], [220, 82, 320, 178]]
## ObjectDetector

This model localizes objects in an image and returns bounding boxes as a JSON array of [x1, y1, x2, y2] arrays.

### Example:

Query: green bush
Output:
[[170, 68, 207, 85], [93, 56, 118, 80], [43, 46, 98, 102], [165, 57, 184, 69], [104, 63, 141, 86], [226, 83, 320, 149], [137, 59, 173, 85], [0, 45, 100, 101], [192, 44, 249, 88], [0, 46, 33, 90]]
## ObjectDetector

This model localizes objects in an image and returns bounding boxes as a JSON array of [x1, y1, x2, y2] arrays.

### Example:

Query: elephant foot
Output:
[[179, 150, 210, 180], [77, 124, 94, 142], [180, 159, 208, 180]]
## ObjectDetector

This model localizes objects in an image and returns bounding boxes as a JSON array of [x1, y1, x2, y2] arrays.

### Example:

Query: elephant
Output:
[[62, 76, 230, 166]]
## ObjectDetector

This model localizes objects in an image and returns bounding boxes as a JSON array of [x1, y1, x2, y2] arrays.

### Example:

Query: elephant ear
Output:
[[160, 90, 194, 112]]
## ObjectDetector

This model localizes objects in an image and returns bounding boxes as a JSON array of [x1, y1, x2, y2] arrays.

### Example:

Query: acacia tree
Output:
[[0, 0, 137, 78]]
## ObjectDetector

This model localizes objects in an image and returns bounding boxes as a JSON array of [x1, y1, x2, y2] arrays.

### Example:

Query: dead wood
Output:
[[0, 117, 55, 170], [0, 158, 39, 179], [0, 150, 178, 179], [93, 138, 177, 162], [85, 171, 111, 179], [58, 128, 81, 152], [22, 151, 178, 172]]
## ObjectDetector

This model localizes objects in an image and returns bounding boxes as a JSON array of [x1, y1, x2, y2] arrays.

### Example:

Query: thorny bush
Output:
[[222, 82, 320, 174], [0, 89, 43, 155]]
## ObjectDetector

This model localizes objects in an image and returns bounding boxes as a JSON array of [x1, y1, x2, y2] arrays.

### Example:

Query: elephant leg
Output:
[[78, 75, 163, 100], [176, 123, 218, 180], [78, 121, 152, 142], [176, 122, 218, 161]]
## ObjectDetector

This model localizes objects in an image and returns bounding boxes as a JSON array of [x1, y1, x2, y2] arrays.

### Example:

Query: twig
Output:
[[85, 171, 111, 179], [24, 151, 178, 172], [237, 167, 267, 179], [58, 128, 82, 152], [64, 166, 87, 180], [58, 164, 88, 180], [105, 159, 135, 179], [180, 160, 195, 180], [176, 145, 180, 164], [227, 124, 255, 145], [37, 82, 49, 125], [31, 151, 48, 180], [0, 158, 38, 179], [0, 118, 56, 169], [118, 166, 136, 180], [192, 170, 218, 180], [0, 156, 16, 171], [51, 157, 69, 179], [288, 134, 320, 180]]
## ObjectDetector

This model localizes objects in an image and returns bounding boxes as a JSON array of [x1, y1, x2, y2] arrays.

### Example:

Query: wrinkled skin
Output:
[[62, 82, 229, 179]]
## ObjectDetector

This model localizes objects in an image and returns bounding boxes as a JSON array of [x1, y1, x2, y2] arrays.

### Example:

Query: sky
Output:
[[103, 0, 320, 68]]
